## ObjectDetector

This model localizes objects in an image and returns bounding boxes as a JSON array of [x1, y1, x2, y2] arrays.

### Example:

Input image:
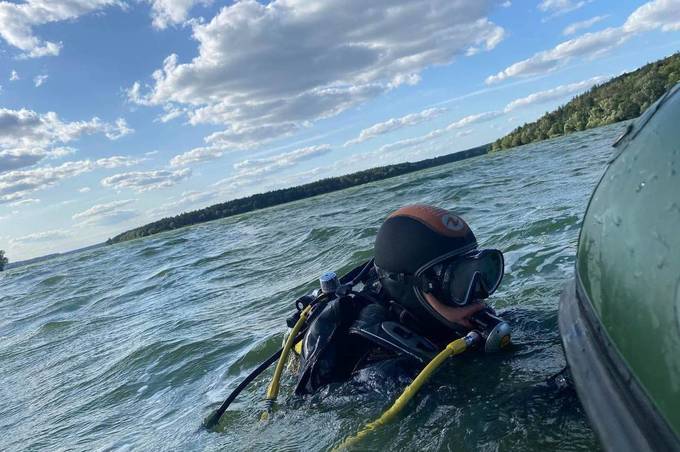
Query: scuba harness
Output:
[[204, 258, 512, 438]]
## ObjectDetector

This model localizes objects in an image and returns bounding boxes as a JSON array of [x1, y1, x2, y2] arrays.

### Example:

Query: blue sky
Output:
[[1, 0, 679, 260]]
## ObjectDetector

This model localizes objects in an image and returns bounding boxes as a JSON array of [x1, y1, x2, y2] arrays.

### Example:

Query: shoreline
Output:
[[106, 143, 491, 245]]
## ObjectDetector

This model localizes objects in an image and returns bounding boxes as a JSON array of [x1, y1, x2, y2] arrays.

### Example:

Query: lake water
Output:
[[0, 122, 627, 451]]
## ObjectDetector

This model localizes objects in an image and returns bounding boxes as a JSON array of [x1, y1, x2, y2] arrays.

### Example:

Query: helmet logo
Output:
[[441, 214, 464, 232], [387, 204, 471, 237]]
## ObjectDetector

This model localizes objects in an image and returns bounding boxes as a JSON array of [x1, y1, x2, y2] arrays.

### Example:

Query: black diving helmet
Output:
[[374, 204, 506, 341], [420, 248, 504, 307]]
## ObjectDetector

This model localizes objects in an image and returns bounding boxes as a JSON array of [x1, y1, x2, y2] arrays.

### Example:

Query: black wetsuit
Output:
[[294, 268, 441, 394]]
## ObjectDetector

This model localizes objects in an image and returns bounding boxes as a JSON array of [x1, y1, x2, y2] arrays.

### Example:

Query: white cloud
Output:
[[10, 229, 70, 243], [204, 123, 300, 148], [465, 24, 505, 56], [456, 129, 473, 138], [95, 155, 145, 168], [126, 81, 151, 106], [344, 107, 446, 147], [156, 105, 184, 123], [0, 109, 96, 147], [169, 146, 224, 167], [130, 0, 505, 148], [169, 122, 313, 168], [500, 1, 511, 7], [503, 75, 610, 112], [104, 118, 134, 140], [446, 111, 502, 129], [379, 111, 501, 153], [102, 156, 140, 168], [9, 70, 19, 81], [72, 199, 138, 226], [215, 144, 331, 189], [101, 168, 191, 192], [33, 74, 48, 87], [0, 160, 94, 204], [623, 0, 680, 33], [48, 147, 76, 158], [79, 187, 91, 193], [10, 197, 40, 207], [0, 156, 145, 203], [234, 145, 331, 173], [148, 0, 212, 29], [0, 1, 121, 58], [0, 108, 135, 172], [487, 0, 680, 84], [563, 15, 608, 35], [486, 27, 628, 84], [538, 0, 588, 17], [379, 128, 447, 153]]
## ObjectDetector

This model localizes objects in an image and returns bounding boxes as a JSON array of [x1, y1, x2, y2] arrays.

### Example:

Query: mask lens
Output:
[[445, 266, 470, 305], [441, 249, 504, 305], [476, 250, 503, 291]]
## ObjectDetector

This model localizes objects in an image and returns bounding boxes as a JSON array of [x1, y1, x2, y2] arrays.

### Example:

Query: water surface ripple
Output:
[[0, 124, 625, 451]]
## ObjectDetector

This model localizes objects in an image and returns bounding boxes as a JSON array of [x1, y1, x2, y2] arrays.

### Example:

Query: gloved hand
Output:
[[422, 292, 486, 329]]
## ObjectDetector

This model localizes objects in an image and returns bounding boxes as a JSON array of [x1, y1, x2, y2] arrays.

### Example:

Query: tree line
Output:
[[492, 52, 680, 151], [107, 144, 489, 244]]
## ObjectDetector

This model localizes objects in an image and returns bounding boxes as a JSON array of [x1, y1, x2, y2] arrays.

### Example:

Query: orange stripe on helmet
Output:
[[387, 204, 470, 238]]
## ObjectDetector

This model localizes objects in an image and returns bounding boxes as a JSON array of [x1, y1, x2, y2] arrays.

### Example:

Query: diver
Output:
[[204, 203, 511, 430], [293, 204, 507, 394]]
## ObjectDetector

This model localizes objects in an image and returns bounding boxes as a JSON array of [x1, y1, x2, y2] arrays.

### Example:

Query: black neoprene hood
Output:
[[374, 204, 478, 275], [373, 204, 480, 341]]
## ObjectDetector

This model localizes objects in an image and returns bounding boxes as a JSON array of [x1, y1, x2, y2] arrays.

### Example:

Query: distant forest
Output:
[[492, 52, 680, 150], [107, 144, 489, 244]]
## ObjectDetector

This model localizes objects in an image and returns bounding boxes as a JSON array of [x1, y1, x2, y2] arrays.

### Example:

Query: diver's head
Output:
[[374, 204, 504, 340]]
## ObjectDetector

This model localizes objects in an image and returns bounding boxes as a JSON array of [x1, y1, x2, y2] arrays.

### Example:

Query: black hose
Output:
[[348, 257, 374, 287], [204, 330, 306, 430]]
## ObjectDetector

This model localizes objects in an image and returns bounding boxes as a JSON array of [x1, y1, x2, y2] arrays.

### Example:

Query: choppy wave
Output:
[[0, 124, 626, 451]]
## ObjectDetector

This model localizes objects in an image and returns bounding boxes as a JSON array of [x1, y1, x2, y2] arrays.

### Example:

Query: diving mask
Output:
[[421, 249, 504, 306]]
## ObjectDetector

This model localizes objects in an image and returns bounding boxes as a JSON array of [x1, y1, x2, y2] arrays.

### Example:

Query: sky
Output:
[[1, 0, 679, 261]]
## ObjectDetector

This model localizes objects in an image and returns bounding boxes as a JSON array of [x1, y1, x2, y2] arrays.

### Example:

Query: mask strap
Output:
[[377, 267, 432, 294]]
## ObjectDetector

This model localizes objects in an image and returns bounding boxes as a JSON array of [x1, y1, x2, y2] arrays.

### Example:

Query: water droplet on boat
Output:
[[670, 202, 680, 214], [657, 257, 666, 269], [635, 181, 646, 192]]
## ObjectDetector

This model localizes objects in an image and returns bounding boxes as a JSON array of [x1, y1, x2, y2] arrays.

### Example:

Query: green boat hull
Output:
[[560, 83, 680, 451]]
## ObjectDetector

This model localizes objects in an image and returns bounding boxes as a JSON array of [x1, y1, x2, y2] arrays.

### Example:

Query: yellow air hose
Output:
[[332, 331, 481, 451], [260, 304, 313, 421]]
